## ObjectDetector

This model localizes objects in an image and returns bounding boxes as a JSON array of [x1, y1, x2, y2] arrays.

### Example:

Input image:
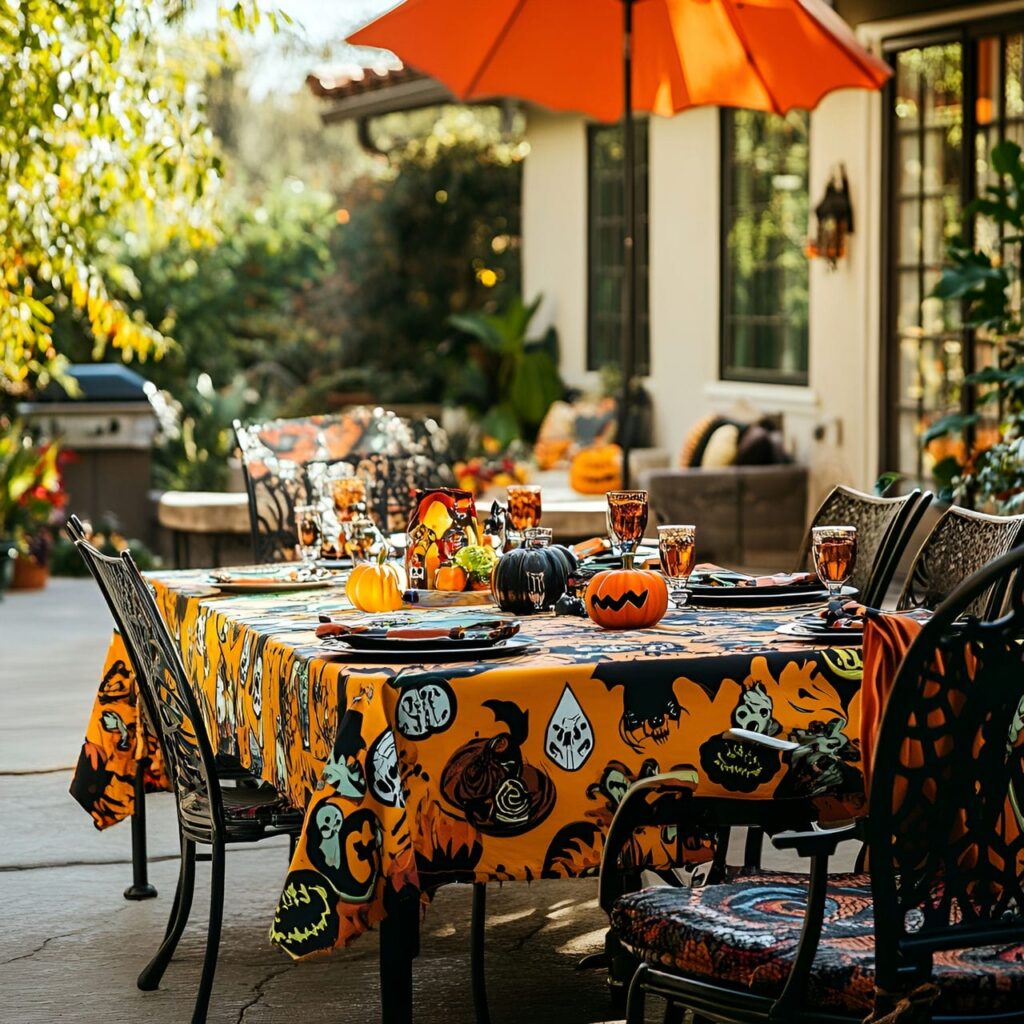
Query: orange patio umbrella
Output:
[[348, 0, 891, 477]]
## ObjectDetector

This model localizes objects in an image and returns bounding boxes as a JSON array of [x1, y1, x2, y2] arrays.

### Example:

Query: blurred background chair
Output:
[[234, 407, 452, 562]]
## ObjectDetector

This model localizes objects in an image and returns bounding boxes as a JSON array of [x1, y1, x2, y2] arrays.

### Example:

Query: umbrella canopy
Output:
[[348, 0, 890, 481], [348, 0, 890, 122]]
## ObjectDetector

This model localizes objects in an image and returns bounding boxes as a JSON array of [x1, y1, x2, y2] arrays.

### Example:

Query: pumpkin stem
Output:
[[377, 546, 389, 567], [622, 552, 635, 570]]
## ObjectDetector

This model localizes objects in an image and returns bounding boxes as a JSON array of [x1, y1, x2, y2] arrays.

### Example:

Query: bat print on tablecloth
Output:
[[440, 699, 555, 837], [591, 662, 700, 753]]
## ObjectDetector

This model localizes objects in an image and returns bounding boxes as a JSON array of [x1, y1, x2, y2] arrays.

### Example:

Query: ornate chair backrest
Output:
[[234, 408, 452, 563], [868, 545, 1024, 995], [67, 515, 224, 844], [897, 506, 1024, 618], [801, 486, 926, 607]]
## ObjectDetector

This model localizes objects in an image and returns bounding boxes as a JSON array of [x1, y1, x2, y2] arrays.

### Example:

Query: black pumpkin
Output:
[[491, 545, 573, 613]]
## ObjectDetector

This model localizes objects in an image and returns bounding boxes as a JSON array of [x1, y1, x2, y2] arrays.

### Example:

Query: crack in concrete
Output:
[[1, 843, 282, 873], [0, 904, 134, 967], [236, 965, 291, 1023]]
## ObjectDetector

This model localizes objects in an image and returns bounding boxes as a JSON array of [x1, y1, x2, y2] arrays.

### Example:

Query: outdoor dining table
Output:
[[71, 567, 868, 1011]]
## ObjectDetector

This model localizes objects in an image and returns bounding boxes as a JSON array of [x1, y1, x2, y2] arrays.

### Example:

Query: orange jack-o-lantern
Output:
[[585, 568, 668, 630]]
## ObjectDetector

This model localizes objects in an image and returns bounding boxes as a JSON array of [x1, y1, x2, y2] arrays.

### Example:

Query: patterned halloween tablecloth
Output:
[[71, 569, 866, 959]]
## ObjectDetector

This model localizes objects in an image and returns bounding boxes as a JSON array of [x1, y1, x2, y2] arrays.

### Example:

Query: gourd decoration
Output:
[[491, 545, 574, 614], [346, 550, 407, 612], [569, 443, 622, 495], [585, 568, 668, 630], [435, 563, 469, 592]]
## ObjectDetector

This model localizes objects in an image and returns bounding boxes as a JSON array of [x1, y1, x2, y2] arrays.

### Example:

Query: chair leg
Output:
[[470, 883, 491, 1024], [124, 759, 158, 900], [380, 888, 419, 1024], [191, 840, 225, 1024], [625, 964, 647, 1024], [662, 1003, 685, 1024], [138, 839, 196, 990]]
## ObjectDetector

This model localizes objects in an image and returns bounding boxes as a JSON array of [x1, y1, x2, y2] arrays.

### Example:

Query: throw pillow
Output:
[[680, 414, 724, 467], [735, 424, 776, 465], [700, 423, 740, 468]]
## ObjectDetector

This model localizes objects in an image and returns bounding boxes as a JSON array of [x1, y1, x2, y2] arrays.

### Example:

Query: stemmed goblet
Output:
[[658, 525, 696, 609], [607, 490, 649, 568], [294, 504, 322, 571], [811, 525, 857, 602]]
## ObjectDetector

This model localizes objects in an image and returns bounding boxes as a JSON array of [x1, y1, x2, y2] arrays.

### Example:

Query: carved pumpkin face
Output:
[[585, 568, 668, 630]]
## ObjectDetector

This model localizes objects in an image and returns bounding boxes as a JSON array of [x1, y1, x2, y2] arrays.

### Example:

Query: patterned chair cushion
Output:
[[611, 873, 1024, 1015]]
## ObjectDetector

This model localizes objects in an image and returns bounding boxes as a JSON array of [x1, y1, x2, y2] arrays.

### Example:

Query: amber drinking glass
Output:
[[607, 490, 648, 567], [811, 525, 857, 601], [294, 503, 322, 569], [507, 485, 542, 547], [658, 525, 696, 608]]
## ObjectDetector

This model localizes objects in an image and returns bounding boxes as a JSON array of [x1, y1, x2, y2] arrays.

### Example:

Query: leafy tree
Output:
[[0, 0, 287, 404], [298, 109, 525, 410]]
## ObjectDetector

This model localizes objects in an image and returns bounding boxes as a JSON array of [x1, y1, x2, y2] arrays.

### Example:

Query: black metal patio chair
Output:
[[604, 544, 1024, 1023], [897, 505, 1024, 619], [67, 514, 303, 1024], [233, 408, 453, 563], [798, 485, 931, 608]]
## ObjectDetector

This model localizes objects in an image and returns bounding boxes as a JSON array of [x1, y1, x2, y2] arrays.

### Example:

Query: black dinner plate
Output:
[[774, 621, 863, 644], [319, 637, 537, 662], [686, 585, 856, 608]]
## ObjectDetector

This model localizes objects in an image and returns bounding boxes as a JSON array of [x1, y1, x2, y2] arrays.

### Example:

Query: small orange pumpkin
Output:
[[585, 568, 668, 630], [346, 550, 407, 612], [569, 443, 622, 494], [435, 563, 468, 592]]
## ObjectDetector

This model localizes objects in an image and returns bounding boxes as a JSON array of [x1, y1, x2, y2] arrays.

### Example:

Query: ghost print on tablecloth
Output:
[[544, 684, 594, 771], [305, 800, 383, 902]]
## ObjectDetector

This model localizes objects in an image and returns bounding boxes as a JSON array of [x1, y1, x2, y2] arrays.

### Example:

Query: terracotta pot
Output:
[[11, 554, 49, 591]]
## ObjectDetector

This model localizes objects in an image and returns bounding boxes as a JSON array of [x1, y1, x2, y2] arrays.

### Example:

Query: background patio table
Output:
[[71, 569, 867, 961]]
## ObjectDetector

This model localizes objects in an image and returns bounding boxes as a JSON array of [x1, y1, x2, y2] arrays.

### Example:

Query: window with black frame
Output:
[[587, 120, 650, 374], [720, 109, 810, 385]]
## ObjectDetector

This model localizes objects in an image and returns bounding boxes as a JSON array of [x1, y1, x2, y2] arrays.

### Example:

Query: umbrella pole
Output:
[[620, 0, 636, 486]]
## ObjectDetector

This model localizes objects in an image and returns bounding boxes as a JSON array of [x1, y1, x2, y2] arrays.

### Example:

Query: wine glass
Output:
[[658, 525, 696, 608], [507, 485, 542, 547], [811, 525, 857, 601], [607, 490, 649, 568], [294, 504, 322, 570]]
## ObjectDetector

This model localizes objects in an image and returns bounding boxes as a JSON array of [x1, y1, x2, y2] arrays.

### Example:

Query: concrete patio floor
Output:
[[0, 577, 818, 1023]]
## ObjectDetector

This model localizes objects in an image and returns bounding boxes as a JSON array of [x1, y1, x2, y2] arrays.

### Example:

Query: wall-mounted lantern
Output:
[[806, 164, 853, 270]]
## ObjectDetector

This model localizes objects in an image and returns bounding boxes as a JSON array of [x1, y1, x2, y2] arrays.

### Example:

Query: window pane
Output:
[[721, 109, 810, 385], [586, 121, 650, 374]]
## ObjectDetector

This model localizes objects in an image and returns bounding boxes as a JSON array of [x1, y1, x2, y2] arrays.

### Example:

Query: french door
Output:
[[882, 19, 1024, 485]]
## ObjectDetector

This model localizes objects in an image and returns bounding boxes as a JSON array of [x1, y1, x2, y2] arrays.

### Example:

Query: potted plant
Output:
[[924, 139, 1024, 509], [0, 420, 65, 592]]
